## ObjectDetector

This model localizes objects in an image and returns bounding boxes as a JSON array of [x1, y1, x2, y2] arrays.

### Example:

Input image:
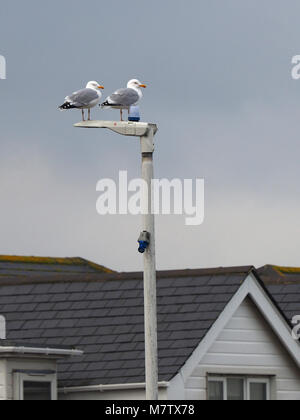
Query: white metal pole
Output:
[[74, 120, 159, 400], [140, 126, 158, 401]]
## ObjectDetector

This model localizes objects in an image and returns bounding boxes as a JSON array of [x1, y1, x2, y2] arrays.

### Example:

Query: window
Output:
[[248, 379, 268, 401], [23, 381, 52, 401], [208, 376, 270, 401], [13, 372, 57, 401], [227, 378, 244, 400], [208, 379, 224, 400]]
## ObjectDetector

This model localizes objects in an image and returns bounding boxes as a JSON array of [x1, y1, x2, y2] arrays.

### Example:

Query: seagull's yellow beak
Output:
[[139, 84, 147, 88], [98, 85, 104, 89]]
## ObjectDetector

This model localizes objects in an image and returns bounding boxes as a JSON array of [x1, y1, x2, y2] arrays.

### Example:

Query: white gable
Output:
[[168, 274, 300, 400]]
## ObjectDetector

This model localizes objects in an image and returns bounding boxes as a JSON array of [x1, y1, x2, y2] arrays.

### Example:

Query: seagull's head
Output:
[[127, 79, 147, 90], [86, 81, 105, 90]]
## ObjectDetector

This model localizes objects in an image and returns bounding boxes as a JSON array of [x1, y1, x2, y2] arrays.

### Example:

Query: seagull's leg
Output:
[[88, 109, 91, 121], [120, 109, 123, 121], [82, 109, 85, 121]]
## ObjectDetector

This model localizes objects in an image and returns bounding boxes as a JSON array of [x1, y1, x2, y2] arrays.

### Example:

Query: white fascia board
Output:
[[0, 347, 83, 357], [177, 273, 300, 383], [59, 381, 169, 395]]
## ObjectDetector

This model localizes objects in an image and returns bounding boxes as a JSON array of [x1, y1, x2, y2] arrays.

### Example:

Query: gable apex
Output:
[[177, 272, 300, 384]]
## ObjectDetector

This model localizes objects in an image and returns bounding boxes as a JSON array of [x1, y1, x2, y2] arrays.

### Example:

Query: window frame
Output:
[[208, 375, 271, 401], [13, 372, 57, 401]]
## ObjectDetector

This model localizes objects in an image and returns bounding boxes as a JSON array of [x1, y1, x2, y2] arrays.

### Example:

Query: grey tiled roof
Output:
[[0, 266, 252, 387], [0, 261, 298, 388], [258, 265, 300, 322], [267, 284, 300, 322]]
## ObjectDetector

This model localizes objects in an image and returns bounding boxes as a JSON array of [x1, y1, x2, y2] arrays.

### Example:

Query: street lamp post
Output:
[[74, 120, 159, 400]]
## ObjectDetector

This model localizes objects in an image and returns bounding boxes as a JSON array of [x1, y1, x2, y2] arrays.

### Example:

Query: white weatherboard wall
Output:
[[183, 297, 300, 400]]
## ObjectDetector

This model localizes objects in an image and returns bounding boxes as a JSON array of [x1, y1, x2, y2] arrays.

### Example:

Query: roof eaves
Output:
[[58, 381, 169, 395]]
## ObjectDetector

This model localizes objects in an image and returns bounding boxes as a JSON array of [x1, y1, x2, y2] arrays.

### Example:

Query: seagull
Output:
[[59, 81, 104, 121], [101, 79, 147, 121]]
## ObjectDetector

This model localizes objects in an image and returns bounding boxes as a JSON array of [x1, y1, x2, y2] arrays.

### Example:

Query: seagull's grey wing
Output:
[[107, 88, 139, 106], [67, 88, 99, 106]]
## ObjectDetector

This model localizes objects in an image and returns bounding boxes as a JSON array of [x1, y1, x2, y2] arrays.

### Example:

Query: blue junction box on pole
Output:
[[128, 106, 141, 122]]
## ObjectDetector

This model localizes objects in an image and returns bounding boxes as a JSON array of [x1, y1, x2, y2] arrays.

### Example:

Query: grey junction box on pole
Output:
[[74, 120, 159, 400]]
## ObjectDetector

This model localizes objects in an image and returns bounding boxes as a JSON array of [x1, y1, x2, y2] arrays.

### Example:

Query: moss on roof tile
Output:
[[0, 255, 114, 274], [272, 266, 300, 276]]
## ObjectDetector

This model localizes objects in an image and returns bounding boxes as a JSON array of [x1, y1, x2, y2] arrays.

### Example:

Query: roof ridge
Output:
[[155, 265, 255, 277], [0, 255, 115, 274]]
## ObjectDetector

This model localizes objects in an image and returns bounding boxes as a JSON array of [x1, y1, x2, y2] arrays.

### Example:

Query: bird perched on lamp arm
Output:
[[59, 81, 104, 121], [101, 79, 147, 121]]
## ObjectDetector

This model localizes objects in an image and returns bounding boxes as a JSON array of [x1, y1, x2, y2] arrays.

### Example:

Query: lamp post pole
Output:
[[140, 125, 158, 400], [75, 120, 158, 400]]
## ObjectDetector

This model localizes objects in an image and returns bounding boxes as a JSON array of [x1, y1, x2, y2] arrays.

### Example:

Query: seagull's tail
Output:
[[59, 102, 76, 111], [100, 100, 111, 109]]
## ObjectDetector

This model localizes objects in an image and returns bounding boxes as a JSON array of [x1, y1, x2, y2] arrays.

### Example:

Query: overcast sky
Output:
[[1, 0, 300, 272]]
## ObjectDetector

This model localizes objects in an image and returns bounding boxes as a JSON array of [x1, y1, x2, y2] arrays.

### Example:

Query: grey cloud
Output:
[[1, 0, 300, 270]]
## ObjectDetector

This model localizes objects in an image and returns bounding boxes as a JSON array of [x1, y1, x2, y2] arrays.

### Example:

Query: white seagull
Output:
[[101, 79, 147, 121], [59, 81, 104, 121]]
